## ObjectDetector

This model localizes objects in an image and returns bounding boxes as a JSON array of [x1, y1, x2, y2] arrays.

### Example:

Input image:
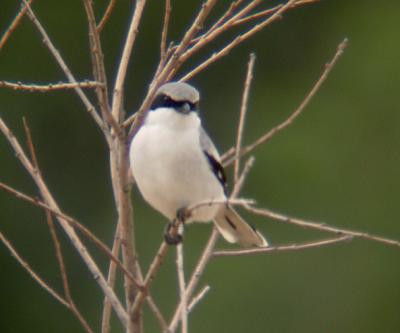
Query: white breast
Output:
[[129, 108, 225, 222]]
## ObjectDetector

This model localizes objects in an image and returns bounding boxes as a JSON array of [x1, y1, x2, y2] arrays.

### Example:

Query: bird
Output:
[[129, 82, 268, 247]]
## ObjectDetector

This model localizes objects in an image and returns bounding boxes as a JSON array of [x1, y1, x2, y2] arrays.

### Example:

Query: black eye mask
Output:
[[150, 94, 197, 112]]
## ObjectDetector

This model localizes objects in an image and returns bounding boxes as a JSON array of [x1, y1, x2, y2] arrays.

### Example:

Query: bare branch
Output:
[[101, 225, 122, 333], [222, 38, 349, 165], [176, 243, 188, 333], [111, 0, 147, 122], [188, 285, 210, 313], [146, 296, 170, 333], [82, 0, 121, 136], [22, 118, 93, 333], [213, 235, 352, 257], [135, 258, 170, 333], [244, 205, 400, 248], [130, 241, 170, 318], [234, 53, 256, 183], [0, 118, 128, 326], [0, 80, 103, 92], [185, 0, 263, 51], [0, 181, 141, 288], [0, 230, 68, 307], [203, 0, 246, 35], [97, 0, 117, 32], [230, 156, 255, 199], [0, 0, 34, 51], [160, 0, 172, 61], [45, 211, 94, 333], [232, 1, 318, 27], [169, 228, 219, 333]]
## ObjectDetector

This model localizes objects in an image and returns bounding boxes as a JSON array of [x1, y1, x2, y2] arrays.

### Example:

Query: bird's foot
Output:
[[164, 220, 183, 245]]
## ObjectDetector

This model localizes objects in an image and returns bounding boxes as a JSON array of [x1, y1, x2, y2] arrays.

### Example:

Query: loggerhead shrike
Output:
[[129, 82, 268, 247]]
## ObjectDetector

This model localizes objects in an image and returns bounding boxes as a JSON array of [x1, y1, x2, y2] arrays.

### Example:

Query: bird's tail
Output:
[[214, 206, 268, 247]]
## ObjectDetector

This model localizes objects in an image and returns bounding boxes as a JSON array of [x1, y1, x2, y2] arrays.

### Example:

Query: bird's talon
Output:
[[164, 221, 184, 245]]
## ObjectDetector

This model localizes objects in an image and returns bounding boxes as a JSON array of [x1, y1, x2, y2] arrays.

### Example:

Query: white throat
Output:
[[145, 107, 201, 130]]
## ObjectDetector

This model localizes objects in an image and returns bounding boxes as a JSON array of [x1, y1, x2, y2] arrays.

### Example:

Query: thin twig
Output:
[[213, 235, 352, 257], [45, 211, 94, 333], [101, 224, 122, 333], [130, 215, 185, 318], [111, 0, 147, 123], [176, 243, 188, 333], [82, 0, 120, 136], [222, 38, 349, 165], [0, 0, 34, 50], [169, 228, 219, 333], [234, 53, 256, 183], [186, 0, 263, 52], [0, 80, 103, 92], [187, 285, 210, 313], [203, 0, 246, 36], [0, 231, 68, 307], [230, 157, 255, 199], [244, 205, 400, 248], [233, 1, 317, 27], [0, 181, 141, 288], [97, 0, 117, 32], [130, 241, 169, 317], [135, 257, 170, 333], [22, 117, 40, 172], [0, 118, 128, 326], [146, 295, 170, 333], [160, 0, 172, 61], [22, 118, 93, 333]]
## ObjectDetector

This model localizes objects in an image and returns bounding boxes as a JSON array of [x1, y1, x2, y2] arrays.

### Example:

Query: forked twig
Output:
[[82, 0, 120, 136], [169, 228, 219, 333], [22, 118, 93, 333], [0, 231, 68, 307], [244, 205, 400, 248], [222, 38, 349, 165], [0, 80, 103, 92], [0, 181, 141, 288], [0, 118, 128, 326], [213, 235, 352, 257]]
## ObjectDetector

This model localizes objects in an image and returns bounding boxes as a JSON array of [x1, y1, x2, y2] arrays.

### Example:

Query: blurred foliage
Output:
[[1, 1, 399, 332]]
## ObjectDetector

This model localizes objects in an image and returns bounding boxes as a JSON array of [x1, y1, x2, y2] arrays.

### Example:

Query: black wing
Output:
[[203, 150, 227, 195]]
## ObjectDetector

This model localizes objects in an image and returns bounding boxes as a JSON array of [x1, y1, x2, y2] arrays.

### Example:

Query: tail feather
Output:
[[214, 206, 268, 248]]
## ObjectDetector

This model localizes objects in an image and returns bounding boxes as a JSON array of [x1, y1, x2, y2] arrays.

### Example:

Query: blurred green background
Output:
[[1, 1, 399, 332]]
